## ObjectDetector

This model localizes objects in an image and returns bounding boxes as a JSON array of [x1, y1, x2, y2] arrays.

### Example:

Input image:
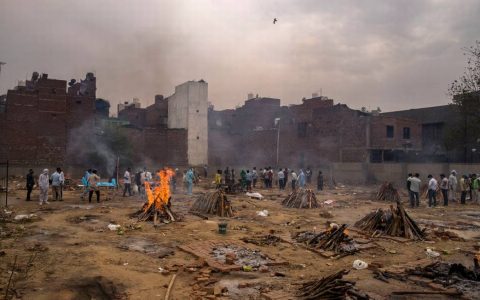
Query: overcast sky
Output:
[[0, 0, 479, 113]]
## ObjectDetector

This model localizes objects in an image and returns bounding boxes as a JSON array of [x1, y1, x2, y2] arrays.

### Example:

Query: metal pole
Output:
[[5, 160, 8, 207]]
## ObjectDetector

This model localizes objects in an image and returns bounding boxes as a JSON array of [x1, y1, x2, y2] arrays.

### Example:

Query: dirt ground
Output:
[[1, 181, 479, 300]]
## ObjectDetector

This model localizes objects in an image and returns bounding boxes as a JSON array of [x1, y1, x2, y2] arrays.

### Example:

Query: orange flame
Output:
[[144, 168, 174, 212]]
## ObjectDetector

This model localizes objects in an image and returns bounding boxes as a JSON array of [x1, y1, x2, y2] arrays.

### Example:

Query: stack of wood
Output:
[[189, 190, 234, 217], [354, 202, 426, 240], [293, 224, 358, 254], [282, 188, 319, 208], [297, 269, 370, 300], [376, 182, 400, 201], [137, 197, 179, 224]]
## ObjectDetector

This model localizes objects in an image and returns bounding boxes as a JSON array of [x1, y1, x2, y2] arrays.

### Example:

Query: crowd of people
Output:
[[407, 170, 479, 208], [214, 166, 325, 192]]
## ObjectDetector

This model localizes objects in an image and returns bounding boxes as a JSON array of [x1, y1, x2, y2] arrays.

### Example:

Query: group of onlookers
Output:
[[25, 168, 65, 205], [216, 166, 324, 192], [407, 170, 479, 208]]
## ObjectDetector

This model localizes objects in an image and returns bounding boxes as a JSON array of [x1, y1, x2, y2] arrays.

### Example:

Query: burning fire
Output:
[[144, 168, 174, 212]]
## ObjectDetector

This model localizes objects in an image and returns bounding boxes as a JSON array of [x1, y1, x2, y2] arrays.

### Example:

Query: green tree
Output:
[[447, 41, 480, 162]]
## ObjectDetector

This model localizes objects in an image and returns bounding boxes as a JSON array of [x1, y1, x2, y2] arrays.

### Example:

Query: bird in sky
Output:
[[273, 18, 278, 24]]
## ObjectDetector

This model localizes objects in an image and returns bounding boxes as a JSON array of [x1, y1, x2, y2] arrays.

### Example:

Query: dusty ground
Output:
[[1, 181, 479, 300]]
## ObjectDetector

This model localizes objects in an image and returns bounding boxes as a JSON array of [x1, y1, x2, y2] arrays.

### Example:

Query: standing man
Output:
[[277, 168, 285, 190], [203, 165, 208, 178], [439, 174, 449, 206], [408, 173, 421, 208], [284, 168, 289, 189], [291, 170, 298, 190], [298, 169, 306, 188], [317, 170, 324, 191], [460, 175, 469, 204], [186, 167, 194, 195], [38, 169, 49, 205], [26, 169, 35, 201], [215, 170, 222, 189], [50, 168, 62, 201], [123, 167, 132, 197], [406, 173, 413, 206], [252, 167, 258, 188], [427, 174, 438, 207], [448, 170, 458, 202], [472, 174, 479, 203], [305, 167, 312, 185], [59, 168, 65, 201], [88, 169, 101, 203], [245, 170, 253, 192]]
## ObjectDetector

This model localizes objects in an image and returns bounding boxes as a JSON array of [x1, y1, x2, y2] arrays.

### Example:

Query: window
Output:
[[403, 127, 411, 139], [297, 122, 308, 138], [386, 125, 394, 138]]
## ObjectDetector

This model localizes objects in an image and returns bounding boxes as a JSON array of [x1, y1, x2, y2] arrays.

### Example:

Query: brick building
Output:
[[0, 72, 96, 167], [208, 95, 423, 169]]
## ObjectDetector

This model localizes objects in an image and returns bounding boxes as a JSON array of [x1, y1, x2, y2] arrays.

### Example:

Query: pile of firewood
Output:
[[354, 202, 426, 240], [376, 182, 400, 201], [137, 198, 179, 224], [190, 190, 234, 217], [297, 269, 370, 300], [282, 188, 319, 208], [293, 224, 358, 255]]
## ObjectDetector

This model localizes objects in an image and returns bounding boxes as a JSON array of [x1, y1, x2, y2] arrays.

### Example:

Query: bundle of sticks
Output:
[[189, 190, 234, 217], [354, 202, 426, 240], [376, 182, 400, 201], [293, 224, 358, 254], [297, 269, 370, 300], [137, 198, 179, 224], [282, 188, 319, 208]]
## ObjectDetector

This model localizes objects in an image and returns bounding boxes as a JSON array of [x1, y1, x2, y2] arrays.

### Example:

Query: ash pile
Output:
[[297, 269, 370, 300], [376, 182, 400, 201], [190, 190, 234, 217], [136, 169, 180, 224], [354, 202, 426, 240], [293, 224, 359, 256], [282, 188, 320, 208]]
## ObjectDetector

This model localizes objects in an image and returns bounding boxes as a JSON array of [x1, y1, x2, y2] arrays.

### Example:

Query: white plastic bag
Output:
[[108, 224, 121, 231], [352, 259, 368, 270], [256, 210, 269, 217]]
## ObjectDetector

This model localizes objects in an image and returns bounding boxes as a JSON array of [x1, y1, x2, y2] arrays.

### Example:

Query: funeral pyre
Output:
[[354, 202, 426, 240], [189, 190, 234, 217], [137, 168, 179, 224], [375, 258, 480, 300], [282, 188, 320, 208], [293, 224, 359, 255], [297, 269, 370, 300], [376, 182, 400, 201]]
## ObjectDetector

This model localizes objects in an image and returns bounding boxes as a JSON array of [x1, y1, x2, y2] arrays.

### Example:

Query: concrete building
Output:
[[167, 80, 208, 166]]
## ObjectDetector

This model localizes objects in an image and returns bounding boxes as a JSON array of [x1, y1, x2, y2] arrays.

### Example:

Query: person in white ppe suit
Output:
[[449, 170, 458, 202], [38, 169, 50, 205]]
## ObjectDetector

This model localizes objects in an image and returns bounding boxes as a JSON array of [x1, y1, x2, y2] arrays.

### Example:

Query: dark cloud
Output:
[[0, 0, 479, 113]]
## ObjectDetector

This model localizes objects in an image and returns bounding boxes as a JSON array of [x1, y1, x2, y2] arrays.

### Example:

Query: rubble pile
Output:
[[354, 202, 426, 240], [282, 188, 319, 209], [241, 234, 282, 246], [190, 190, 234, 217], [376, 182, 400, 202], [293, 224, 358, 255], [297, 269, 370, 300]]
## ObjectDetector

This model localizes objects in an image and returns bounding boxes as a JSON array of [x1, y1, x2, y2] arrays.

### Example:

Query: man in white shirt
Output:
[[277, 169, 285, 190], [448, 170, 458, 202], [291, 170, 298, 190], [439, 174, 449, 206], [408, 173, 421, 208], [427, 174, 438, 207], [123, 167, 132, 197]]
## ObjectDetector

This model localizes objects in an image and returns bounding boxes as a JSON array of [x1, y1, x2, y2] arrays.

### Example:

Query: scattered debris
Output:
[[354, 202, 426, 240], [425, 248, 440, 258], [256, 210, 269, 217], [282, 188, 320, 208], [107, 224, 121, 231], [376, 182, 400, 201], [241, 234, 282, 246], [13, 214, 38, 222], [190, 190, 234, 217], [118, 237, 174, 258], [246, 192, 264, 200], [352, 259, 368, 270], [296, 269, 370, 299]]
